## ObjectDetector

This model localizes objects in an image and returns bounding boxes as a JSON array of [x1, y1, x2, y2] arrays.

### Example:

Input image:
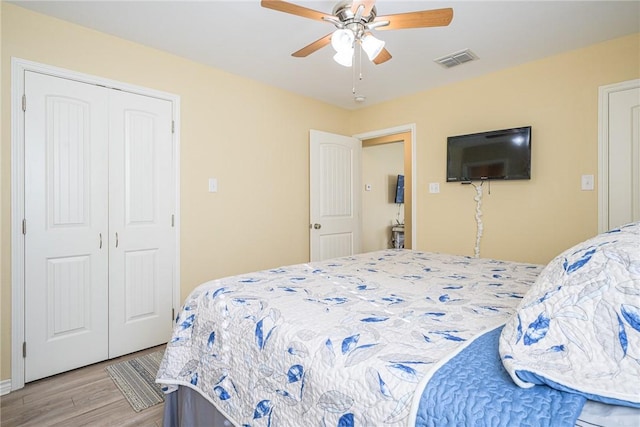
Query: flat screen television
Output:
[[446, 126, 531, 182], [394, 174, 404, 204]]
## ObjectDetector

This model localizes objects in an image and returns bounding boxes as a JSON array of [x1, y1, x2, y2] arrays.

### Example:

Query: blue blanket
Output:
[[415, 326, 586, 427]]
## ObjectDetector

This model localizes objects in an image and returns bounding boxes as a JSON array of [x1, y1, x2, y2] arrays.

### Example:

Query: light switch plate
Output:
[[429, 182, 440, 194], [208, 178, 218, 193]]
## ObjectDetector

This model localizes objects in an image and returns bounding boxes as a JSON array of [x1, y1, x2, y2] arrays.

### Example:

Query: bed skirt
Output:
[[162, 386, 640, 427], [162, 386, 233, 427]]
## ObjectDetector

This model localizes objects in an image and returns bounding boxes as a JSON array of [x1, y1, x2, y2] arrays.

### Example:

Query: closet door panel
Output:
[[108, 90, 175, 358], [24, 72, 109, 381]]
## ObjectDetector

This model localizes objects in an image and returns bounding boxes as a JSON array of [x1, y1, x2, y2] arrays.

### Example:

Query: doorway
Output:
[[357, 126, 415, 250], [308, 125, 416, 261], [362, 133, 411, 251]]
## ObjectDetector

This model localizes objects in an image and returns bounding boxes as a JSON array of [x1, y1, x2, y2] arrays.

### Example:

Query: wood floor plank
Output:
[[0, 345, 165, 427], [69, 377, 124, 408], [21, 367, 107, 405], [1, 398, 76, 426], [53, 399, 163, 427]]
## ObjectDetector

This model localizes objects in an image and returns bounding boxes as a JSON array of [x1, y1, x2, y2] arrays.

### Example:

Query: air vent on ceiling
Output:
[[434, 49, 477, 69]]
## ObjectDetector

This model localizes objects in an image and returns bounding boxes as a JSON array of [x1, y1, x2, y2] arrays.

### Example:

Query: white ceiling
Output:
[[10, 1, 640, 110]]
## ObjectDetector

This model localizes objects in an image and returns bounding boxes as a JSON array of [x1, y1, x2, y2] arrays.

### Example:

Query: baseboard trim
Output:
[[0, 379, 12, 395]]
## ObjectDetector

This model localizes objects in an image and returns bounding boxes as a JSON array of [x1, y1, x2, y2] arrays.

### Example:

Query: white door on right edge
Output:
[[608, 85, 640, 229], [309, 130, 362, 262]]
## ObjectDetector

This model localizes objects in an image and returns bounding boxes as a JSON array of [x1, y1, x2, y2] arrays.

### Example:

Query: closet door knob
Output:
[[313, 223, 322, 229], [115, 232, 119, 248]]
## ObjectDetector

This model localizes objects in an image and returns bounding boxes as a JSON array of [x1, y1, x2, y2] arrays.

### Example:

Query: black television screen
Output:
[[446, 126, 531, 182], [394, 174, 404, 204]]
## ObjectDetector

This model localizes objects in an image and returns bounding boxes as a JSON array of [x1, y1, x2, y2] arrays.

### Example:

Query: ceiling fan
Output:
[[261, 0, 453, 67]]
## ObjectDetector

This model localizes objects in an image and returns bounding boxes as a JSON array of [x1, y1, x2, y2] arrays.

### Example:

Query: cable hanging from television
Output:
[[471, 181, 484, 258]]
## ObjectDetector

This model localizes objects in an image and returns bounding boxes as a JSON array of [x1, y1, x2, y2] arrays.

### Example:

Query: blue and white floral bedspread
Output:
[[156, 250, 542, 426]]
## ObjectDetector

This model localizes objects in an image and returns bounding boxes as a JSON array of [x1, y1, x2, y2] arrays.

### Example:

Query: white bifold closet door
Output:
[[24, 71, 175, 382], [107, 87, 174, 358]]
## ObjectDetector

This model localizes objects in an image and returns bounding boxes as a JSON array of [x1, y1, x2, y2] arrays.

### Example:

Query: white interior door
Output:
[[309, 130, 361, 261], [24, 72, 110, 381], [108, 90, 175, 358], [607, 85, 640, 229]]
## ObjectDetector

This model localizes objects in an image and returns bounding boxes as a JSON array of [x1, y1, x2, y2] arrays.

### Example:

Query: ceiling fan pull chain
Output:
[[352, 53, 356, 94], [358, 45, 363, 81], [352, 44, 365, 97]]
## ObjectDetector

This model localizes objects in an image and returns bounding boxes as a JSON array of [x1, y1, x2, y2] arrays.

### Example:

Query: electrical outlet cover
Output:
[[581, 174, 594, 191]]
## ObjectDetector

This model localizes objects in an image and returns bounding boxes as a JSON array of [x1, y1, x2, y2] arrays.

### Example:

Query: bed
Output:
[[157, 221, 640, 426]]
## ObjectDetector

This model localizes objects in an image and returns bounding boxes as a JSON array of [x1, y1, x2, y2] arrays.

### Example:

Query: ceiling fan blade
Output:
[[292, 33, 332, 57], [352, 0, 376, 17], [376, 8, 453, 31], [261, 0, 330, 21], [373, 48, 392, 65]]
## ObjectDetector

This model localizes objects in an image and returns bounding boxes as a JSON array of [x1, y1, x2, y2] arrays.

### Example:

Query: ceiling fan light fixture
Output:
[[361, 33, 385, 61], [333, 48, 354, 67], [331, 28, 355, 53]]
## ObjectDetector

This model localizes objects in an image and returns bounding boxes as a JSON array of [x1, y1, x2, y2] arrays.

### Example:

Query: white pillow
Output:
[[499, 221, 640, 407]]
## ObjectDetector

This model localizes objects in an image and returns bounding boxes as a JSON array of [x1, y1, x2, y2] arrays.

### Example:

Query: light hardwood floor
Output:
[[0, 345, 166, 427]]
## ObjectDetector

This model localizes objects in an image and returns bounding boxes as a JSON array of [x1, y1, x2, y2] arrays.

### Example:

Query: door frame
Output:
[[598, 79, 640, 233], [354, 124, 417, 248], [10, 58, 181, 390]]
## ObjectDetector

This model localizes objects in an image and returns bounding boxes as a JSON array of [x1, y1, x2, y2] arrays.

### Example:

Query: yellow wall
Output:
[[0, 3, 350, 381], [1, 1, 638, 383], [350, 33, 640, 264]]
